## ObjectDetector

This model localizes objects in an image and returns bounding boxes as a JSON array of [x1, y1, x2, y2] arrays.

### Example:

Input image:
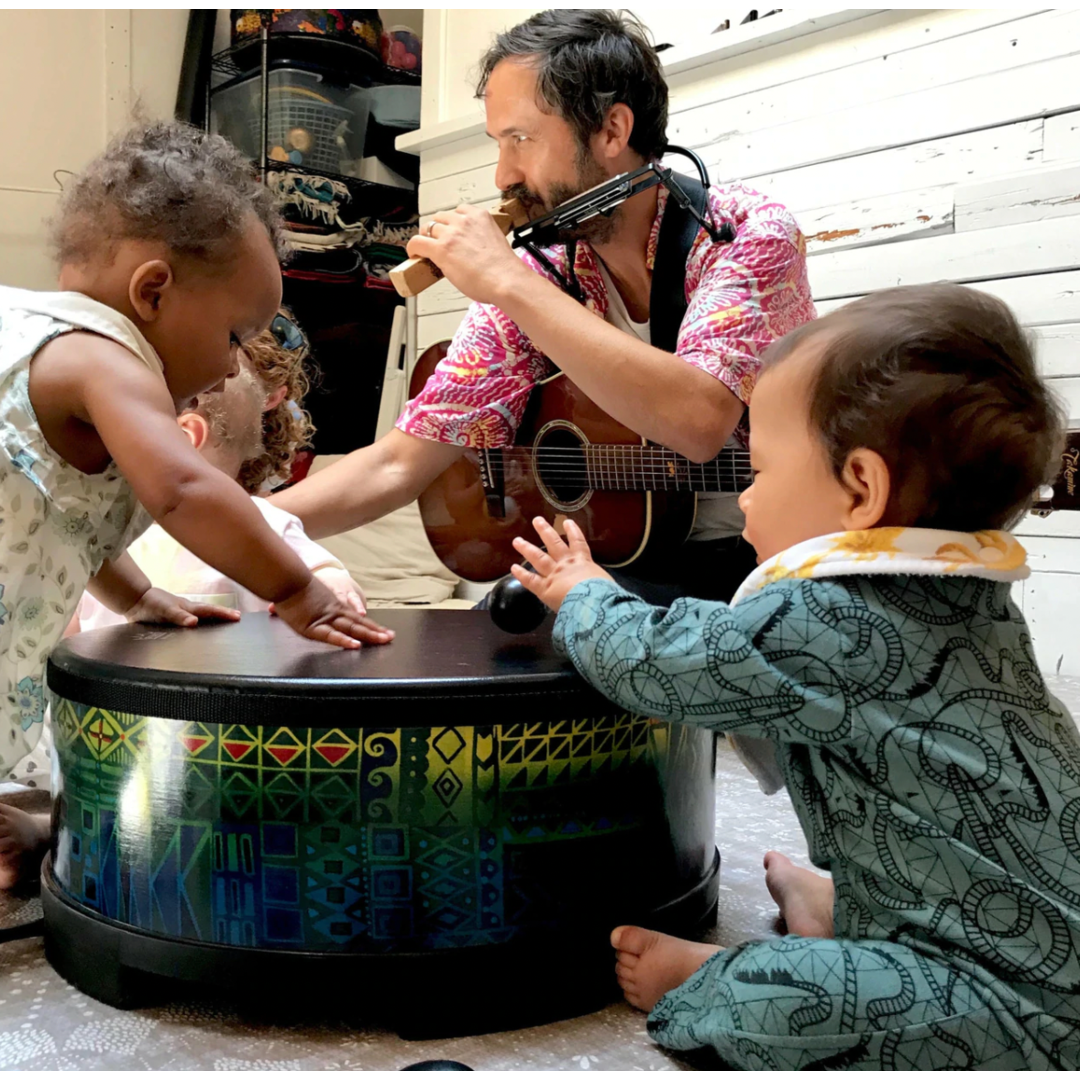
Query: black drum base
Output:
[[42, 851, 719, 1037]]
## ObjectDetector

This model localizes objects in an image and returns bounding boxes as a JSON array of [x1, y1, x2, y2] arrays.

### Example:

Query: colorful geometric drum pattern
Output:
[[50, 694, 709, 954]]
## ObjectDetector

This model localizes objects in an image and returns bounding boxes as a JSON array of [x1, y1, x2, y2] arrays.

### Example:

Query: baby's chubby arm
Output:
[[71, 340, 392, 648]]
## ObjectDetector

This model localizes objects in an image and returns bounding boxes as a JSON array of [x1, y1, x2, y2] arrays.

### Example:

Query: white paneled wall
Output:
[[0, 9, 190, 290], [402, 8, 1080, 674]]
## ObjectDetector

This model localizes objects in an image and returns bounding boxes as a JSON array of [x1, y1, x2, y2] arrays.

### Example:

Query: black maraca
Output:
[[401, 1063, 473, 1071], [488, 572, 548, 634]]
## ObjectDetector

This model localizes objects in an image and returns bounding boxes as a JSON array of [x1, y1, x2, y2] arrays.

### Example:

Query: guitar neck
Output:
[[582, 445, 750, 493]]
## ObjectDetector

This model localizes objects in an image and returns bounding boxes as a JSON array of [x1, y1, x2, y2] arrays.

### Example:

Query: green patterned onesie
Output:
[[552, 528, 1080, 1070]]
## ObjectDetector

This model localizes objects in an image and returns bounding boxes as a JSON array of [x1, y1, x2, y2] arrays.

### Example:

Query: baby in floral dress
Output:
[[513, 284, 1080, 1069], [0, 122, 392, 885]]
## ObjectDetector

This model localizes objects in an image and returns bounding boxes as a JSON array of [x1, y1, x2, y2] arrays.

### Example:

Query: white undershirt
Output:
[[596, 259, 651, 342], [595, 260, 745, 542]]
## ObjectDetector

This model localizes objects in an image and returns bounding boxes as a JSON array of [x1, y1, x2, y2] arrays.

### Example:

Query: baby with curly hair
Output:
[[513, 284, 1080, 1069], [0, 121, 392, 884], [236, 309, 316, 494]]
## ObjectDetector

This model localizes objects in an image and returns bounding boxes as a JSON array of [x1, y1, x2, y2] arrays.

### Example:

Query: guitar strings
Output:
[[484, 447, 754, 491]]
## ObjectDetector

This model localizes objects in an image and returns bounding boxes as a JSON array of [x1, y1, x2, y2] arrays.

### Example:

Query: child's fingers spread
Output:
[[511, 536, 552, 572], [320, 627, 362, 649], [184, 602, 241, 622], [333, 614, 395, 645], [510, 563, 544, 595], [299, 620, 362, 649], [565, 519, 592, 555], [531, 516, 568, 556]]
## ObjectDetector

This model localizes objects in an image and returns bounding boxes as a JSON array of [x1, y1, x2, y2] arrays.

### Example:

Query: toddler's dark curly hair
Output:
[[236, 313, 316, 494], [51, 121, 287, 267]]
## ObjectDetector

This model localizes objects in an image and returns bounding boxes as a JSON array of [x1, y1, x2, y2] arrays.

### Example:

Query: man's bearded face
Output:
[[502, 141, 619, 246]]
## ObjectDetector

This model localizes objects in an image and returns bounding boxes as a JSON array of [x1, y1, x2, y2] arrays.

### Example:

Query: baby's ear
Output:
[[263, 385, 288, 411], [128, 259, 174, 321], [841, 448, 891, 530], [177, 411, 211, 451]]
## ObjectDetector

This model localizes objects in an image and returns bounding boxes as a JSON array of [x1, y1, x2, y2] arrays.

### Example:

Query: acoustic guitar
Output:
[[410, 343, 1080, 583], [411, 342, 754, 583]]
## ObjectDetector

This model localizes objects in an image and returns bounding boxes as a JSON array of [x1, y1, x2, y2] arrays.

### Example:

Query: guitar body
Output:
[[411, 343, 696, 582]]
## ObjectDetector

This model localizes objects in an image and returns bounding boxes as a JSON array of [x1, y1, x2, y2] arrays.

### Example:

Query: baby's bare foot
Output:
[[0, 806, 50, 890], [611, 925, 721, 1013], [764, 850, 835, 938]]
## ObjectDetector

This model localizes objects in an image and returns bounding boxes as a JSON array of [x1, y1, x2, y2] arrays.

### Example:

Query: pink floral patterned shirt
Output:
[[397, 181, 816, 447]]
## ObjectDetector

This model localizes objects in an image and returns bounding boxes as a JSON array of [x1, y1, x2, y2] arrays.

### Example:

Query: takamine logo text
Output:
[[1064, 447, 1079, 497]]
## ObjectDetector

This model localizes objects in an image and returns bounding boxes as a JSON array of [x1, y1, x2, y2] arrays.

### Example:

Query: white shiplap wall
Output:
[[403, 8, 1080, 675]]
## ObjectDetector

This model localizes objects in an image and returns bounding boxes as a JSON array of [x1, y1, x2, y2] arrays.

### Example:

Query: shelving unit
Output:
[[212, 31, 421, 86], [205, 17, 420, 455]]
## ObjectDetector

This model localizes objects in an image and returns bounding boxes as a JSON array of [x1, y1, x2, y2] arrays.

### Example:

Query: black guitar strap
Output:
[[650, 171, 711, 353]]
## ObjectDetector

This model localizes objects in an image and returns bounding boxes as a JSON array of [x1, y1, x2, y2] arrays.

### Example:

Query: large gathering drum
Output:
[[42, 610, 718, 1035]]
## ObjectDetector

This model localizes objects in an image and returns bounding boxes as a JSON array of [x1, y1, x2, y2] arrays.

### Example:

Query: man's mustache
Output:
[[502, 183, 546, 215]]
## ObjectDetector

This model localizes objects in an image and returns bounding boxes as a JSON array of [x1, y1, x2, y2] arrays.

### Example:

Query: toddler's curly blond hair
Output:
[[236, 312, 316, 495]]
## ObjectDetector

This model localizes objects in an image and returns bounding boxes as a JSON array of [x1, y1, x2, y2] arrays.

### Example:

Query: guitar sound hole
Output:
[[536, 428, 588, 505]]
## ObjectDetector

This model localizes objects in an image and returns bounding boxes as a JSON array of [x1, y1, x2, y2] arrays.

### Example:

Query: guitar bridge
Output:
[[479, 449, 506, 518]]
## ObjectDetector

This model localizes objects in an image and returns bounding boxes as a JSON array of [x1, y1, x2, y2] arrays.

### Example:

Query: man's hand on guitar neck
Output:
[[511, 517, 613, 613]]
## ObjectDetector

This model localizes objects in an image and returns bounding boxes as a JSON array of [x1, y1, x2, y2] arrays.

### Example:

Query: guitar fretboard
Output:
[[583, 445, 751, 493], [508, 444, 751, 494]]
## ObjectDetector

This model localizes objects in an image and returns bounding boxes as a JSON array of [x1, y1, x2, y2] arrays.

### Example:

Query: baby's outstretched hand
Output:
[[511, 517, 613, 613], [272, 577, 394, 649], [126, 587, 241, 628]]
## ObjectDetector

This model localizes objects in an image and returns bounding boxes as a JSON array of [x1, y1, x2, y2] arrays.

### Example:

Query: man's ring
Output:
[[424, 220, 436, 237]]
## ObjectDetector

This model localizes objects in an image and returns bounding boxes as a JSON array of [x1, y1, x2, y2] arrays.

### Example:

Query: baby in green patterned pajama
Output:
[[511, 283, 1079, 1069]]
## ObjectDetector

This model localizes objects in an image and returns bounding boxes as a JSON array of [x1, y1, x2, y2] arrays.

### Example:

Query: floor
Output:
[[2, 675, 1078, 1071]]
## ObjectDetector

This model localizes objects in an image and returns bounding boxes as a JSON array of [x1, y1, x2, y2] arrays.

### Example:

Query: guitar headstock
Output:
[[1031, 429, 1080, 516]]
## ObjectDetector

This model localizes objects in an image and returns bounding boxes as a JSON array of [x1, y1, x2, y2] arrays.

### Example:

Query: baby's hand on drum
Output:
[[272, 577, 393, 649], [125, 587, 241, 628], [314, 567, 368, 616], [511, 518, 613, 612]]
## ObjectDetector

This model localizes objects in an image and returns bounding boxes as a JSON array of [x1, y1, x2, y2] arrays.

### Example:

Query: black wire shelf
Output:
[[212, 33, 421, 88]]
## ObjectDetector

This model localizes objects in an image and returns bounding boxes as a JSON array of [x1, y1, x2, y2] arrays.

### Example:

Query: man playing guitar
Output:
[[274, 8, 816, 604]]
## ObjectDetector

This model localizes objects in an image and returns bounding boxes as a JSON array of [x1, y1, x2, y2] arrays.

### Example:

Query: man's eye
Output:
[[230, 334, 242, 350]]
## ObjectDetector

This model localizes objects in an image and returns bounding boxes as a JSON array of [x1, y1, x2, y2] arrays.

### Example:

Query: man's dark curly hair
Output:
[[51, 121, 287, 268], [476, 10, 668, 162]]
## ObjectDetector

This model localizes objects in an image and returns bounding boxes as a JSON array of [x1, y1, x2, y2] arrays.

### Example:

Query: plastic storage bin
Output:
[[364, 84, 420, 129], [211, 66, 370, 177]]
